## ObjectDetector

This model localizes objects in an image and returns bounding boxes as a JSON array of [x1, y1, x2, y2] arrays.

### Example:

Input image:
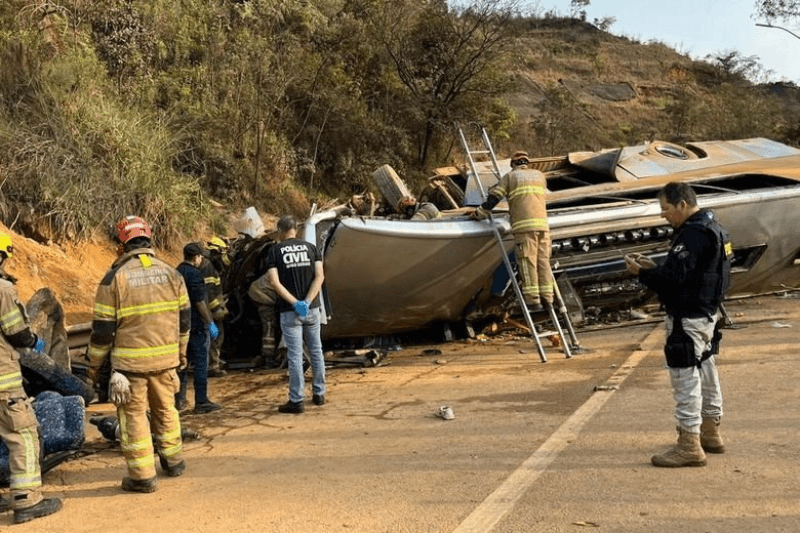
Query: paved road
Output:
[[7, 294, 799, 532]]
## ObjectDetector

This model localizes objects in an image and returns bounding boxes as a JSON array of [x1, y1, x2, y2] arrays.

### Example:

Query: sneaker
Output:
[[312, 394, 326, 406], [121, 476, 158, 493], [13, 498, 62, 524], [208, 368, 227, 378], [278, 400, 305, 414], [194, 401, 222, 414], [159, 455, 186, 477], [434, 405, 455, 420]]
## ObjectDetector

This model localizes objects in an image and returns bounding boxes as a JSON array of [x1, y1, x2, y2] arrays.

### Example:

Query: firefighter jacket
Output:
[[199, 257, 223, 314], [0, 274, 37, 398], [482, 165, 549, 234], [87, 247, 190, 373]]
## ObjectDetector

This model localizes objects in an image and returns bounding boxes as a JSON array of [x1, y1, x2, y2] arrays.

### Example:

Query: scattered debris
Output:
[[434, 406, 455, 420], [422, 348, 443, 356], [771, 322, 792, 328]]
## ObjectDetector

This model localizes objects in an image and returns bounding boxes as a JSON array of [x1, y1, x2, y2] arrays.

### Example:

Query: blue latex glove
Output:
[[34, 337, 46, 354], [294, 300, 309, 317], [209, 322, 220, 340]]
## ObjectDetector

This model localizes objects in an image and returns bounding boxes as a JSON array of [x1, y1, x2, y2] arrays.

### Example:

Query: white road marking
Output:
[[452, 327, 663, 533]]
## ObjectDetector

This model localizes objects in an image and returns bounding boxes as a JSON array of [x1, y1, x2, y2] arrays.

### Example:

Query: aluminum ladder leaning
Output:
[[457, 127, 573, 361]]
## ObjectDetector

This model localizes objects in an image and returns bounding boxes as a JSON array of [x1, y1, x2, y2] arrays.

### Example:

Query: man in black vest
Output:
[[626, 182, 732, 467]]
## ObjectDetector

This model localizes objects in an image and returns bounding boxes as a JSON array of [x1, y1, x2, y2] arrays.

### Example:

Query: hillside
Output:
[[3, 11, 800, 327], [491, 18, 800, 159]]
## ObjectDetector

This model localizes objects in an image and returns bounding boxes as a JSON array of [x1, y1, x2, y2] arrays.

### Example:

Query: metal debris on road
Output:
[[434, 406, 455, 420]]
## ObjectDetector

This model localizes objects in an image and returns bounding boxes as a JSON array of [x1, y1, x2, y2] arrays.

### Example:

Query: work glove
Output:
[[294, 300, 309, 317], [470, 207, 490, 220], [33, 336, 46, 354], [179, 354, 188, 371], [209, 321, 220, 340], [108, 371, 132, 405]]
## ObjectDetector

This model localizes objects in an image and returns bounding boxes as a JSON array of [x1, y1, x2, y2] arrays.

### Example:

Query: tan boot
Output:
[[651, 427, 707, 467], [700, 416, 725, 454]]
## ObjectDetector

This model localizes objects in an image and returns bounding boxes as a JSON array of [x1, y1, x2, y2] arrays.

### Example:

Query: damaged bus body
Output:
[[306, 138, 800, 340]]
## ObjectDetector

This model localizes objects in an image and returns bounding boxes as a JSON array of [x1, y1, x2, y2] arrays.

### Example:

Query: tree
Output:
[[755, 0, 800, 22], [705, 50, 772, 83], [569, 0, 590, 21], [373, 0, 520, 167]]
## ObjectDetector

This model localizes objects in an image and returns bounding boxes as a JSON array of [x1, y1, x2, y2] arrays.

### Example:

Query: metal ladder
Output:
[[458, 127, 578, 361]]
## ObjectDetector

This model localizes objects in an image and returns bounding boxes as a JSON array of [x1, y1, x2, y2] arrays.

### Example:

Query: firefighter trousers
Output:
[[118, 370, 183, 480], [0, 396, 43, 509], [515, 230, 554, 304]]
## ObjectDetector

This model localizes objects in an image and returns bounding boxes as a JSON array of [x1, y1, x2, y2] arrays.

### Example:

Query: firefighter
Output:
[[471, 151, 553, 312], [396, 196, 441, 220], [199, 239, 227, 377], [0, 233, 62, 523], [86, 216, 190, 493]]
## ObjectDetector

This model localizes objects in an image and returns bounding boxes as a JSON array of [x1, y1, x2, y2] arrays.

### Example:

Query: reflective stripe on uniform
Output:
[[120, 433, 152, 453], [0, 371, 22, 391], [0, 308, 24, 332], [511, 218, 549, 232], [87, 344, 112, 364], [9, 427, 41, 491], [113, 342, 180, 361], [117, 299, 183, 319], [507, 185, 545, 199], [126, 454, 155, 471], [93, 302, 117, 319]]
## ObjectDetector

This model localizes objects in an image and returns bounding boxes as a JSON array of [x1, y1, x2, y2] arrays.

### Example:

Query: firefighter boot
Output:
[[13, 497, 62, 524], [122, 476, 158, 493], [651, 427, 707, 468], [159, 455, 186, 477], [700, 416, 725, 454]]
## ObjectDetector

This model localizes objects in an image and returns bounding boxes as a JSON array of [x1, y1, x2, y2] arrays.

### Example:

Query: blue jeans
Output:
[[280, 307, 326, 403], [177, 327, 210, 404]]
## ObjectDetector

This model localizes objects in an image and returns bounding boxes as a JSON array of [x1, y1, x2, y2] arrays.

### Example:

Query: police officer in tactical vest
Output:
[[626, 182, 732, 467]]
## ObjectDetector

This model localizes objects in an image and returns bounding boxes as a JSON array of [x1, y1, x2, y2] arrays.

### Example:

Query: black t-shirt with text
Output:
[[265, 238, 322, 313]]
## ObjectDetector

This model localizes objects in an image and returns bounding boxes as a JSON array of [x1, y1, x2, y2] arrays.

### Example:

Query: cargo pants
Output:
[[0, 395, 44, 510], [515, 230, 554, 305], [118, 370, 183, 480]]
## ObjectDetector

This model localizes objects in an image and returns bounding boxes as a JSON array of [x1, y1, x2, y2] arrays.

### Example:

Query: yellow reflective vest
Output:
[[88, 248, 190, 373]]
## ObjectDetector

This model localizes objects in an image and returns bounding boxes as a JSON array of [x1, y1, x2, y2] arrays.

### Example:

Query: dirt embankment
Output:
[[2, 222, 182, 325]]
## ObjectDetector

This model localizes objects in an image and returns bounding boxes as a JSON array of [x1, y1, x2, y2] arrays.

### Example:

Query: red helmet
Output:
[[397, 196, 417, 212], [116, 216, 152, 244]]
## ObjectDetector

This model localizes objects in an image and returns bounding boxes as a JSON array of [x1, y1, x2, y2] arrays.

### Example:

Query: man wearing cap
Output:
[[471, 151, 553, 312], [175, 243, 222, 414], [87, 216, 190, 493]]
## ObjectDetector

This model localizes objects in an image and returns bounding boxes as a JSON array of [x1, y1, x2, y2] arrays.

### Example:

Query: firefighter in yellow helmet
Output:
[[203, 237, 229, 377], [0, 233, 62, 523], [86, 216, 191, 493], [471, 151, 553, 312]]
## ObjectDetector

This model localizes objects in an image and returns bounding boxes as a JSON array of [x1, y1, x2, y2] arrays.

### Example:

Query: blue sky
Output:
[[524, 0, 800, 83]]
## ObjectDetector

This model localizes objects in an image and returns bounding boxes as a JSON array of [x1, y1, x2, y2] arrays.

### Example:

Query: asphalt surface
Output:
[[6, 294, 800, 532]]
